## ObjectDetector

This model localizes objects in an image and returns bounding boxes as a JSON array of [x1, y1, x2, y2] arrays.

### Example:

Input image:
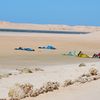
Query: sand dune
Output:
[[0, 21, 100, 32]]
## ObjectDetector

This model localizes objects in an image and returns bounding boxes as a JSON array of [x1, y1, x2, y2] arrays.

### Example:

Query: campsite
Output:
[[15, 46, 100, 59]]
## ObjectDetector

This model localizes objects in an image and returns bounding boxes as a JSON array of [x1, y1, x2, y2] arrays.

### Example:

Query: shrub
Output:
[[89, 67, 98, 76]]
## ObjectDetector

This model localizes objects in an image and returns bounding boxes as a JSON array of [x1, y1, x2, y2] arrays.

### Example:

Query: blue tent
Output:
[[23, 48, 35, 51], [47, 45, 56, 49], [15, 47, 35, 51], [38, 45, 56, 50]]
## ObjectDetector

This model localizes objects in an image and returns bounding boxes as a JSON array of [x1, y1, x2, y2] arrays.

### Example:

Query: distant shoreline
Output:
[[0, 28, 89, 34]]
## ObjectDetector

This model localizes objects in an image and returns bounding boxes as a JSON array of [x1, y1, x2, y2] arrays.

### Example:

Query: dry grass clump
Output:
[[8, 83, 33, 99], [76, 76, 92, 83], [29, 89, 40, 97], [16, 68, 33, 74], [34, 68, 44, 71], [91, 75, 100, 80], [63, 80, 75, 87], [8, 84, 25, 99], [76, 68, 100, 84], [27, 81, 59, 97], [0, 73, 12, 79], [20, 83, 33, 97], [16, 67, 44, 74], [89, 67, 98, 76], [8, 82, 59, 99], [39, 82, 60, 93], [81, 73, 91, 77], [79, 63, 86, 67]]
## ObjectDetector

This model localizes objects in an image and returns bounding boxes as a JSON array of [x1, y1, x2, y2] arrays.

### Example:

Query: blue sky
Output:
[[0, 0, 99, 26]]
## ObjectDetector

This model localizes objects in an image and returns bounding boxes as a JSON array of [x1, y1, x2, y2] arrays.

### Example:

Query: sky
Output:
[[0, 0, 99, 26]]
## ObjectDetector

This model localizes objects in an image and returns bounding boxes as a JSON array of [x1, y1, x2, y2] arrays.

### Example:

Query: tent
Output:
[[77, 51, 90, 58], [23, 48, 35, 51], [92, 53, 100, 58], [38, 45, 56, 50], [15, 47, 23, 50], [15, 47, 35, 51], [63, 51, 78, 56], [47, 45, 56, 49], [78, 54, 90, 58]]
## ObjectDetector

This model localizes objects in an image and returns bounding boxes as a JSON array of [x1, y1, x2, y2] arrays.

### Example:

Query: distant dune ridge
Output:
[[0, 21, 100, 32]]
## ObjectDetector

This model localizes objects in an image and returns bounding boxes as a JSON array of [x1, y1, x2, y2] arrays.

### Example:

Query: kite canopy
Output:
[[63, 51, 78, 56], [38, 45, 56, 50], [78, 54, 90, 58]]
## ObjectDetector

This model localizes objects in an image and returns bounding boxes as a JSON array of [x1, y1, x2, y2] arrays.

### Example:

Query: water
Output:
[[0, 28, 89, 34]]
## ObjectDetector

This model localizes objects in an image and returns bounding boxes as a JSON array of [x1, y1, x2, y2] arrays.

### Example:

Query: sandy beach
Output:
[[0, 22, 100, 99]]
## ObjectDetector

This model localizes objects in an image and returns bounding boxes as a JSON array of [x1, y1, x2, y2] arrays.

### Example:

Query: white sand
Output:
[[0, 22, 100, 99], [0, 62, 100, 98]]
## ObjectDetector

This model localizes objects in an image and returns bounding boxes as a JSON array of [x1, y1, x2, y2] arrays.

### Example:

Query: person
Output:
[[19, 47, 23, 50], [92, 53, 100, 58], [92, 53, 98, 58], [78, 51, 83, 56]]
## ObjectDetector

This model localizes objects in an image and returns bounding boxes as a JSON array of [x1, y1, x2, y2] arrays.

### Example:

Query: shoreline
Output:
[[0, 28, 89, 34]]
